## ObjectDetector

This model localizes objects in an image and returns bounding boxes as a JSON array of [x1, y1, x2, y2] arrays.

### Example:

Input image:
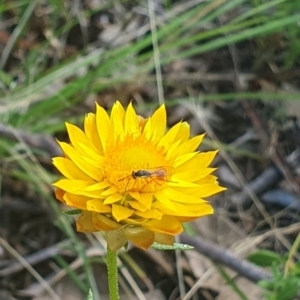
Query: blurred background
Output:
[[0, 0, 300, 299]]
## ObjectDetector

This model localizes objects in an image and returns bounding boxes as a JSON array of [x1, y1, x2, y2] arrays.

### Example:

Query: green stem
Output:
[[284, 233, 300, 277], [106, 248, 120, 300]]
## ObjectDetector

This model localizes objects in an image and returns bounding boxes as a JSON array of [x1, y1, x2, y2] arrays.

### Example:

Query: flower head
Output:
[[53, 101, 225, 250]]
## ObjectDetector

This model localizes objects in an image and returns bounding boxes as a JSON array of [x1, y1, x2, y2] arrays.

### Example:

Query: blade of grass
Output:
[[0, 48, 104, 108], [231, 0, 288, 23], [0, 0, 29, 13], [0, 140, 100, 299], [4, 0, 299, 135], [0, 0, 39, 69], [54, 255, 89, 293], [215, 263, 249, 300], [162, 13, 300, 63]]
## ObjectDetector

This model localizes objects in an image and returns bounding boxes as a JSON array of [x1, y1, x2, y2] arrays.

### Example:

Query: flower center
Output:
[[103, 136, 172, 193]]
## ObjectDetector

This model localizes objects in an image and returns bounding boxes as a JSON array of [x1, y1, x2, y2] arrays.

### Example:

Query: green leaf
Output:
[[63, 209, 82, 215], [0, 70, 12, 87], [151, 242, 194, 250], [291, 262, 300, 276], [258, 279, 274, 290], [48, 0, 65, 11], [86, 289, 93, 300], [247, 250, 282, 267]]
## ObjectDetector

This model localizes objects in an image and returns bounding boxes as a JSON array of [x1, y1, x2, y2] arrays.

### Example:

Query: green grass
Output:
[[0, 0, 300, 298], [1, 0, 299, 132]]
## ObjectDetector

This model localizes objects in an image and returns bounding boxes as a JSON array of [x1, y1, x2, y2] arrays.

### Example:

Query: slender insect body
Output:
[[119, 167, 169, 192], [132, 168, 167, 180]]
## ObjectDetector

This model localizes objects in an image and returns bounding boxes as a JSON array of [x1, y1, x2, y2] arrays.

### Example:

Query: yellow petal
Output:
[[197, 174, 218, 184], [96, 103, 110, 151], [154, 201, 213, 217], [143, 215, 183, 235], [154, 190, 177, 210], [87, 199, 112, 212], [84, 181, 111, 191], [183, 202, 214, 217], [175, 151, 218, 173], [103, 193, 123, 205], [124, 217, 146, 225], [142, 117, 153, 141], [73, 189, 106, 199], [197, 151, 219, 166], [123, 226, 155, 250], [124, 102, 139, 136], [112, 204, 134, 221], [174, 122, 190, 143], [174, 184, 226, 198], [175, 216, 198, 222], [143, 105, 166, 142], [150, 104, 166, 140], [134, 208, 163, 219], [55, 188, 65, 203], [174, 152, 199, 167], [64, 193, 89, 210], [57, 141, 103, 181], [113, 101, 126, 121], [53, 179, 94, 193], [173, 167, 216, 182], [84, 113, 103, 153], [110, 101, 125, 140], [165, 139, 182, 161], [128, 200, 148, 212], [92, 213, 121, 231], [129, 192, 153, 210], [54, 179, 107, 199], [167, 178, 201, 188], [52, 157, 92, 180], [106, 230, 127, 251], [154, 233, 174, 245], [158, 121, 182, 148], [77, 211, 98, 232], [162, 187, 205, 204], [67, 184, 107, 198], [171, 134, 205, 157], [65, 122, 100, 155], [77, 142, 104, 164], [101, 186, 118, 196]]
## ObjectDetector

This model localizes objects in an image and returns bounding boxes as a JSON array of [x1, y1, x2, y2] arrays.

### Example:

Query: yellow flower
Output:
[[53, 101, 225, 250]]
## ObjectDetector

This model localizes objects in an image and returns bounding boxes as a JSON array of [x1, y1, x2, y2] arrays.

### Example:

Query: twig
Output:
[[183, 101, 273, 227], [241, 100, 300, 194], [179, 234, 272, 283], [0, 123, 62, 157], [0, 237, 61, 300], [0, 240, 71, 277], [221, 14, 300, 200], [232, 148, 300, 206]]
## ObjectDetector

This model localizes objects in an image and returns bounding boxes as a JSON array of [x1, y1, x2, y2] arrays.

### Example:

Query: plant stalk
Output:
[[106, 248, 120, 300]]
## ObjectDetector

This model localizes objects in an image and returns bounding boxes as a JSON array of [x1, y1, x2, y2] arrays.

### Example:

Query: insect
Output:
[[131, 168, 167, 180], [119, 167, 170, 192]]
